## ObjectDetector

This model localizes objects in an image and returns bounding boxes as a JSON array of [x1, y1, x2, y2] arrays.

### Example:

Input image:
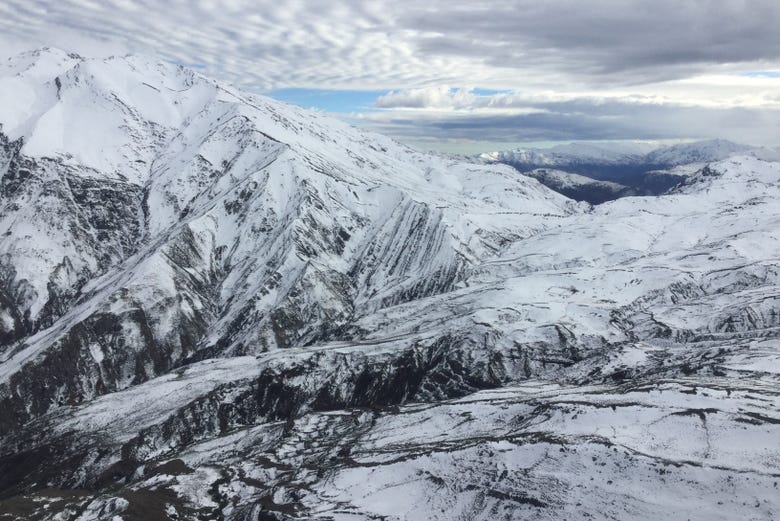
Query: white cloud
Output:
[[376, 86, 478, 109], [374, 79, 780, 112]]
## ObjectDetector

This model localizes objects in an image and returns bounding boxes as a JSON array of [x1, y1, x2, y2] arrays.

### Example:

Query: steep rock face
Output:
[[0, 48, 578, 434], [0, 49, 779, 521], [0, 133, 145, 347]]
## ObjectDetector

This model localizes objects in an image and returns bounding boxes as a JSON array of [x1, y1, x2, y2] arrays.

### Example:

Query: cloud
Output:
[[358, 94, 780, 146], [375, 86, 478, 109], [1, 0, 779, 91], [373, 84, 780, 112], [361, 73, 780, 147], [0, 0, 411, 90], [398, 0, 780, 85], [0, 1, 778, 147]]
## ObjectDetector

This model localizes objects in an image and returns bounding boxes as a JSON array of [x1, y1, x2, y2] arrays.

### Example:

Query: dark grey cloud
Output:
[[398, 0, 780, 84], [360, 99, 780, 146]]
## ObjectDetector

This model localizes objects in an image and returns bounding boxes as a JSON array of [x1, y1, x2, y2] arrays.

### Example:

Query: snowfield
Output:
[[0, 48, 778, 521]]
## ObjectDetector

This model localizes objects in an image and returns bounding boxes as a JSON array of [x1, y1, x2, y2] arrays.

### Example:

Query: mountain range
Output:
[[480, 139, 780, 203], [0, 48, 778, 521]]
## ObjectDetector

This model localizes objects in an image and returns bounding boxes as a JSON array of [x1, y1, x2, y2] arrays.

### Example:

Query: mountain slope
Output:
[[0, 49, 779, 521], [0, 47, 578, 432]]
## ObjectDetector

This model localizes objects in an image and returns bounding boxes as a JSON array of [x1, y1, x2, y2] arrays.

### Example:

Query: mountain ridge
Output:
[[0, 48, 778, 521], [0, 47, 578, 430]]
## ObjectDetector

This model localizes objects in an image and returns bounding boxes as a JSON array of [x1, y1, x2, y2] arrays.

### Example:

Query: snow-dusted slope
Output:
[[0, 49, 779, 521], [645, 138, 763, 165], [0, 48, 578, 431]]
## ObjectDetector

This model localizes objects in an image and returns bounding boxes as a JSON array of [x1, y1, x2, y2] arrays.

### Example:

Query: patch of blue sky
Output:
[[471, 88, 513, 96], [266, 88, 386, 113]]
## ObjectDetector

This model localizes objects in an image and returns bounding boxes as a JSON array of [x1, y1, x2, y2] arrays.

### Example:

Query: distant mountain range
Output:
[[480, 139, 779, 203]]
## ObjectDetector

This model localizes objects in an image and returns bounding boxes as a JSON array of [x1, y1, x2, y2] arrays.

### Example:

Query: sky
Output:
[[0, 0, 779, 152]]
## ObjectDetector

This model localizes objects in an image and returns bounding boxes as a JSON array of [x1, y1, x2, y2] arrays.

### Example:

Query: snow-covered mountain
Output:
[[480, 139, 762, 172], [480, 141, 654, 169], [645, 138, 769, 165], [0, 49, 779, 521]]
